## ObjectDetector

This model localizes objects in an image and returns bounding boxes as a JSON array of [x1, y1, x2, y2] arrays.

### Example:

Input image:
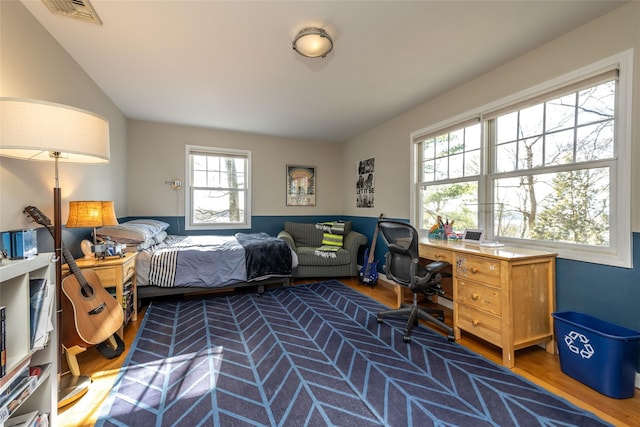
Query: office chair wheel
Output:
[[403, 335, 411, 343], [376, 317, 382, 323], [447, 334, 455, 342]]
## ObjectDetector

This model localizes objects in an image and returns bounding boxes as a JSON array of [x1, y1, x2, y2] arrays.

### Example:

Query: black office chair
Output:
[[376, 220, 455, 342]]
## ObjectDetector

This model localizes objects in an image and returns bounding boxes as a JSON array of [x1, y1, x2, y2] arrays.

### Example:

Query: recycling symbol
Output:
[[563, 330, 595, 359]]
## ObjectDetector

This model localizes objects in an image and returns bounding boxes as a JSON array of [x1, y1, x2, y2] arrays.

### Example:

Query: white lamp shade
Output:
[[0, 97, 110, 163]]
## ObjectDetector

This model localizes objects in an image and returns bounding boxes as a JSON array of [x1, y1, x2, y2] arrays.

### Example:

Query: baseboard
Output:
[[373, 274, 454, 309], [437, 296, 453, 310], [374, 275, 396, 292], [636, 372, 640, 389]]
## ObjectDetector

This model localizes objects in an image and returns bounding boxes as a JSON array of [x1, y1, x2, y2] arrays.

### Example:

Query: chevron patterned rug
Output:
[[96, 280, 610, 426]]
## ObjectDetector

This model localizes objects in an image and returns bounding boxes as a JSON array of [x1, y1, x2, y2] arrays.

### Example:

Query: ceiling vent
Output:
[[41, 0, 103, 25]]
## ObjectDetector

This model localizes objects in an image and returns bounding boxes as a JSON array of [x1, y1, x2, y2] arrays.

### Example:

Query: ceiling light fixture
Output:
[[292, 27, 333, 58]]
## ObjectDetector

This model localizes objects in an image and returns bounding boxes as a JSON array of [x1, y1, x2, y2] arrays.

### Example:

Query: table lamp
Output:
[[66, 201, 118, 258], [0, 97, 110, 407]]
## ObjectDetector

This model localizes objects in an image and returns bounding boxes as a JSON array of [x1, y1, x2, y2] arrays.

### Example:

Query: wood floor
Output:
[[58, 278, 640, 426]]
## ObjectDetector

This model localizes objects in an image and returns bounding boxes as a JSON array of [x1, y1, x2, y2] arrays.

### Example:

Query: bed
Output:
[[96, 220, 296, 299]]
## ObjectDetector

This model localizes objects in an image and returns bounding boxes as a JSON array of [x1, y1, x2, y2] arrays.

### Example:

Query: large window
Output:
[[417, 120, 481, 231], [489, 74, 616, 247], [412, 52, 632, 267], [185, 145, 251, 230]]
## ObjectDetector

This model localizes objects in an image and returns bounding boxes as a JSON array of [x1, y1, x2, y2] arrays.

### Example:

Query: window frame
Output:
[[185, 144, 252, 231], [413, 118, 483, 231], [411, 50, 633, 267]]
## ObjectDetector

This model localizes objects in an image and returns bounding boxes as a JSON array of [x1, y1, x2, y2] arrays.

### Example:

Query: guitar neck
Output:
[[23, 205, 89, 287], [61, 248, 89, 288], [368, 228, 379, 264], [367, 213, 384, 264]]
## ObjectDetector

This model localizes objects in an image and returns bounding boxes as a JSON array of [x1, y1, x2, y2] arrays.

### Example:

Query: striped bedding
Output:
[[140, 233, 293, 288]]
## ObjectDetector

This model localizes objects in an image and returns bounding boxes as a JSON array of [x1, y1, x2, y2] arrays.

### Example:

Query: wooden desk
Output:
[[418, 238, 557, 368]]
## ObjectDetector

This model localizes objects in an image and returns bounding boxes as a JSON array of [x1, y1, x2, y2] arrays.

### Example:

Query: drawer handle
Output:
[[470, 267, 478, 274], [471, 293, 479, 301], [472, 319, 480, 327]]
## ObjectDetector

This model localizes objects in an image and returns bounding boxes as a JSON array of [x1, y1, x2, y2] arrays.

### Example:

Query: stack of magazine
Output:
[[0, 360, 52, 425], [29, 278, 55, 349]]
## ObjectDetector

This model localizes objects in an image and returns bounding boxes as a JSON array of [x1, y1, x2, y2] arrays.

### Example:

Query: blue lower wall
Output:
[[555, 232, 640, 333], [45, 214, 640, 333], [36, 213, 638, 372]]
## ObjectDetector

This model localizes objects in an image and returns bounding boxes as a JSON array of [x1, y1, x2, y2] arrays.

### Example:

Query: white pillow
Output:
[[96, 220, 170, 244], [126, 219, 169, 232]]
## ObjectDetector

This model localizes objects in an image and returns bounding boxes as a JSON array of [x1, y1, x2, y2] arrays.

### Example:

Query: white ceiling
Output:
[[21, 0, 626, 143]]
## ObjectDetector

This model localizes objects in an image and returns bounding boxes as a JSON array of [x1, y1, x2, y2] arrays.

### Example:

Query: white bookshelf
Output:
[[0, 254, 57, 426]]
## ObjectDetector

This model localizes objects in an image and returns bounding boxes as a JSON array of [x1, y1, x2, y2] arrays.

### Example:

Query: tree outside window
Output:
[[186, 145, 251, 229], [414, 62, 629, 267], [491, 80, 615, 246]]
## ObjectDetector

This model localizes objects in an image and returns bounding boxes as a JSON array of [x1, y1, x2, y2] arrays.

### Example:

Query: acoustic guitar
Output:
[[358, 213, 384, 286], [24, 206, 123, 347]]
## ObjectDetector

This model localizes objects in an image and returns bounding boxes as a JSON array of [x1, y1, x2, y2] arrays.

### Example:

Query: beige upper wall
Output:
[[342, 1, 640, 230], [127, 120, 343, 217], [0, 1, 128, 231], [2, 0, 638, 230]]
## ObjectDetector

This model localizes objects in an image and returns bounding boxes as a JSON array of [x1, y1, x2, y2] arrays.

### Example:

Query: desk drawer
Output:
[[419, 245, 453, 263], [455, 254, 501, 287], [456, 279, 501, 316], [457, 304, 502, 346], [122, 257, 136, 282], [93, 267, 116, 287]]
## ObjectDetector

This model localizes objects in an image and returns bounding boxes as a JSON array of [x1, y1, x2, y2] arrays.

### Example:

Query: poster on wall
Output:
[[286, 165, 316, 206], [356, 158, 375, 208]]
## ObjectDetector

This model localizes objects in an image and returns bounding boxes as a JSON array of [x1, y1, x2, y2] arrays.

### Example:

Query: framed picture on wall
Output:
[[356, 157, 375, 208], [286, 165, 316, 206]]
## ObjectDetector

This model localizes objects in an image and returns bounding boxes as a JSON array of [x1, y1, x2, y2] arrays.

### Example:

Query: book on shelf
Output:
[[29, 279, 47, 348], [1, 306, 5, 378], [36, 413, 49, 427], [28, 364, 51, 388], [5, 409, 37, 426], [0, 374, 37, 423], [30, 281, 54, 350], [108, 281, 134, 311], [0, 358, 30, 402]]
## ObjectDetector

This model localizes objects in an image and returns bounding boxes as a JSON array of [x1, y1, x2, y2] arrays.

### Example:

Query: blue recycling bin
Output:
[[552, 311, 640, 399]]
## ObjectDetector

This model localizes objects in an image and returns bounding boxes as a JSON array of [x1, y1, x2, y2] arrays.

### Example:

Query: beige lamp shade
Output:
[[292, 27, 333, 58], [0, 97, 110, 163], [66, 201, 118, 228]]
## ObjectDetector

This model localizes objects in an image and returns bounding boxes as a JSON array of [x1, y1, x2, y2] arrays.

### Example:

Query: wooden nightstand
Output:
[[62, 252, 138, 338]]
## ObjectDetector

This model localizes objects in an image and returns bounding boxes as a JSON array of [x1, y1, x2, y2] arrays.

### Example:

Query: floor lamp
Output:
[[0, 97, 110, 407]]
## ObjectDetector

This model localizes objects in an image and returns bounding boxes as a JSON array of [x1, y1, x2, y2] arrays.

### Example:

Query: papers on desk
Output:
[[480, 241, 505, 247]]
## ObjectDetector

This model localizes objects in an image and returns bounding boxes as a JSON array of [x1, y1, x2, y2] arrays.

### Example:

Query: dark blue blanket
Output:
[[235, 232, 292, 280]]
